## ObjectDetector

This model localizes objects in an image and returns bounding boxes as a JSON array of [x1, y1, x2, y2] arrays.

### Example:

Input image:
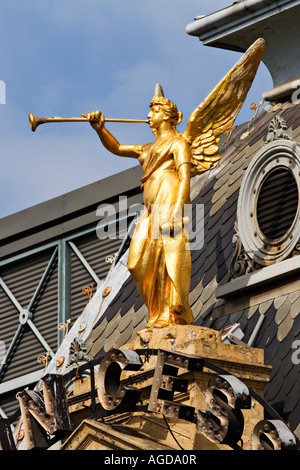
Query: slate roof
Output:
[[79, 100, 300, 438]]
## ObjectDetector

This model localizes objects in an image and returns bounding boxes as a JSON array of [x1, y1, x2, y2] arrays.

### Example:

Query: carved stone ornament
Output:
[[67, 338, 90, 366], [232, 116, 300, 276], [265, 115, 292, 143], [230, 222, 259, 278]]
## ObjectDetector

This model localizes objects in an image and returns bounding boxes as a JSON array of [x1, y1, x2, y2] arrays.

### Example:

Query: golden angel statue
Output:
[[86, 38, 265, 329]]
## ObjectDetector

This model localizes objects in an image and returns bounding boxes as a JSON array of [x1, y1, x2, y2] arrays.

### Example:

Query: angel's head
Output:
[[148, 97, 183, 132]]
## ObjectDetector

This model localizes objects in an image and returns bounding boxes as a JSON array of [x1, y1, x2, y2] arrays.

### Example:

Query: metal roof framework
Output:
[[0, 209, 138, 418]]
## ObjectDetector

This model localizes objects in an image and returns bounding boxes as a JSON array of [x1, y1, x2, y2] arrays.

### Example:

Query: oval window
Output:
[[256, 167, 299, 241], [236, 137, 300, 267]]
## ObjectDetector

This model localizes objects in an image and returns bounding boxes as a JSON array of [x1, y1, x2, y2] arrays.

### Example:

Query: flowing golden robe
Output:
[[128, 134, 194, 327]]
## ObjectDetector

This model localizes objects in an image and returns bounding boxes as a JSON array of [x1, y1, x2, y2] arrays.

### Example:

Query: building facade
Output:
[[1, 0, 300, 451]]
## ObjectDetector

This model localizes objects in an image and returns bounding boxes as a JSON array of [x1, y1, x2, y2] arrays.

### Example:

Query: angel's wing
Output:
[[182, 38, 266, 177]]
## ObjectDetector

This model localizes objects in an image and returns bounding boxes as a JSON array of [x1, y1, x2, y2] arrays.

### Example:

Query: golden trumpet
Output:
[[28, 112, 148, 132]]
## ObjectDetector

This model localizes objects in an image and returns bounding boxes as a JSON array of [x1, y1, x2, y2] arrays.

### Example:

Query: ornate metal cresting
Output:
[[82, 282, 96, 305], [30, 39, 265, 328]]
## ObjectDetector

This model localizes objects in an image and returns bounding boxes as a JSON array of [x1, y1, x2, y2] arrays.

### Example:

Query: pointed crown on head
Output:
[[150, 83, 182, 126]]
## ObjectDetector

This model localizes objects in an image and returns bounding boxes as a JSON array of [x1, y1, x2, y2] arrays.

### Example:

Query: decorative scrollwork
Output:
[[82, 283, 96, 305], [36, 351, 51, 370], [58, 319, 71, 336], [230, 222, 257, 278]]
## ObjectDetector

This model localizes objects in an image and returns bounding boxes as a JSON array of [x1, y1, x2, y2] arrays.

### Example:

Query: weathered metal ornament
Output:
[[102, 286, 112, 297], [240, 130, 251, 140], [78, 321, 87, 333], [56, 356, 65, 368], [17, 429, 25, 441]]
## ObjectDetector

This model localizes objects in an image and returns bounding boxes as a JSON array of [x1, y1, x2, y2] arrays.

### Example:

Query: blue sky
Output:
[[0, 1, 272, 219]]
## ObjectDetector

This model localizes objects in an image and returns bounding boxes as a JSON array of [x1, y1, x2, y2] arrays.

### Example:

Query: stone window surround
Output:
[[237, 138, 300, 267], [216, 135, 300, 314]]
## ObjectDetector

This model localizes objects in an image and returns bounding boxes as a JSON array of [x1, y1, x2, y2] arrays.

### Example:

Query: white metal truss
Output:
[[0, 212, 138, 398], [0, 247, 58, 382]]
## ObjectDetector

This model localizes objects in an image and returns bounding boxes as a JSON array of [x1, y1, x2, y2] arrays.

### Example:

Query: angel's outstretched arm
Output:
[[85, 110, 143, 159]]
